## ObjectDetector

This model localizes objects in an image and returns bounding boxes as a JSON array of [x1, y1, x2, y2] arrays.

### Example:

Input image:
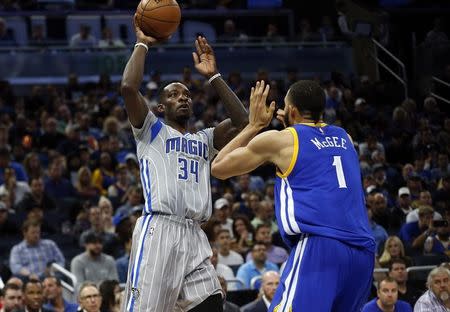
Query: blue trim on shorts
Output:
[[128, 214, 153, 312]]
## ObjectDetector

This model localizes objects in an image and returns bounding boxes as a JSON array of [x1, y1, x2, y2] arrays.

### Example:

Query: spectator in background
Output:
[[98, 280, 121, 312], [115, 185, 142, 216], [210, 246, 237, 291], [16, 176, 55, 212], [9, 219, 65, 279], [213, 198, 234, 237], [23, 279, 52, 312], [241, 271, 280, 312], [388, 259, 423, 307], [0, 147, 28, 185], [247, 224, 288, 266], [336, 0, 355, 39], [361, 277, 412, 312], [107, 164, 130, 207], [378, 236, 412, 268], [216, 229, 244, 267], [231, 215, 254, 256], [251, 200, 278, 234], [217, 276, 240, 312], [390, 187, 414, 233], [38, 117, 65, 153], [98, 27, 125, 48], [71, 232, 118, 289], [0, 201, 19, 236], [399, 206, 435, 253], [75, 166, 100, 203], [69, 25, 97, 48], [29, 24, 46, 47], [0, 283, 23, 312], [42, 276, 78, 312], [218, 19, 241, 43], [0, 18, 15, 46], [371, 193, 391, 231], [77, 282, 102, 312], [319, 16, 336, 42], [296, 18, 317, 42], [424, 18, 449, 46], [0, 167, 30, 208], [414, 267, 450, 310], [263, 23, 284, 43], [79, 205, 118, 256], [367, 205, 388, 256], [98, 196, 115, 233], [237, 243, 278, 289], [115, 235, 131, 283], [44, 160, 76, 200]]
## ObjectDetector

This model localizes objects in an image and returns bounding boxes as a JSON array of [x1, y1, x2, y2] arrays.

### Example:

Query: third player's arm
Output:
[[193, 37, 248, 150]]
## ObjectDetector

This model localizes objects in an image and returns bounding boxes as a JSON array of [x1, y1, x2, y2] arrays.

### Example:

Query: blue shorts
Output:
[[270, 235, 374, 312]]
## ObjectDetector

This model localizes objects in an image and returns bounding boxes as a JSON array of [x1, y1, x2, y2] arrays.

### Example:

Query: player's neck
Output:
[[294, 116, 324, 125], [165, 119, 188, 134]]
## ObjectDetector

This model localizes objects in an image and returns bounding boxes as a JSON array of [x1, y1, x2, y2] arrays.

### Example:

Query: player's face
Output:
[[160, 83, 192, 124], [378, 281, 398, 307]]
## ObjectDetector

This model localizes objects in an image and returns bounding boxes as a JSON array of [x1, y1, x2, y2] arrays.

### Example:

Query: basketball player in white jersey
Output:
[[120, 19, 248, 312]]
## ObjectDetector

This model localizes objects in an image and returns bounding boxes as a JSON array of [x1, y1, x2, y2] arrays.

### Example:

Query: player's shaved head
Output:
[[158, 82, 189, 103]]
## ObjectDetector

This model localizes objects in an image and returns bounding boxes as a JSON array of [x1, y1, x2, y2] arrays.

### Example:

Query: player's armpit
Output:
[[211, 130, 282, 180]]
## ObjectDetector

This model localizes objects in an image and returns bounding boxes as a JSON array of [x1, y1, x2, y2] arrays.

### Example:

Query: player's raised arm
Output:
[[192, 36, 248, 150], [121, 15, 158, 129], [212, 81, 290, 180]]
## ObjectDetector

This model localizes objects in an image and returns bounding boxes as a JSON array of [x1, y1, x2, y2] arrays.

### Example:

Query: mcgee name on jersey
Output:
[[310, 136, 348, 150], [165, 137, 209, 161]]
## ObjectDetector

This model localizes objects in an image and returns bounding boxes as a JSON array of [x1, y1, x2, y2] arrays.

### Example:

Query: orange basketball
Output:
[[136, 0, 181, 39]]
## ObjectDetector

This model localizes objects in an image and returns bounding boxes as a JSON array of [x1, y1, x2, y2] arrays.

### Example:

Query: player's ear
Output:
[[157, 103, 165, 114]]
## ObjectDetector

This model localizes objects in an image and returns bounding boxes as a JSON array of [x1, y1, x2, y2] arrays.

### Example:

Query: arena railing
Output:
[[431, 76, 450, 104], [371, 38, 408, 100], [50, 262, 78, 301]]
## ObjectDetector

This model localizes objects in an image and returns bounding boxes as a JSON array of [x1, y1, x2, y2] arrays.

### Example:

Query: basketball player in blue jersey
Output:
[[212, 80, 376, 311], [120, 20, 248, 311]]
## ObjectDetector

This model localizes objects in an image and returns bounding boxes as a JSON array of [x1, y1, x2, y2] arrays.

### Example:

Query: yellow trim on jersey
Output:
[[276, 127, 299, 179], [298, 122, 328, 127]]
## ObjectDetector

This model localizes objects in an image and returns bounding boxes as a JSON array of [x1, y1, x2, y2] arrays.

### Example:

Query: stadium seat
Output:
[[104, 15, 134, 45], [250, 275, 262, 290], [66, 15, 102, 43], [182, 21, 216, 43], [4, 17, 28, 46], [30, 15, 47, 37]]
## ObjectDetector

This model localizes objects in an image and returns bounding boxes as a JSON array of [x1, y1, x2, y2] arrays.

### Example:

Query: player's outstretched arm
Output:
[[212, 81, 286, 179], [192, 36, 248, 150], [121, 15, 158, 129]]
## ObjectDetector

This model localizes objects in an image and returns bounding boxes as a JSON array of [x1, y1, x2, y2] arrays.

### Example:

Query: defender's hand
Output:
[[249, 81, 276, 129], [133, 14, 159, 47], [192, 36, 218, 79]]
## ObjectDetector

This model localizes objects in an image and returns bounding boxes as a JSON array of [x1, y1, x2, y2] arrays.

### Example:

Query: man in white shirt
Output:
[[241, 271, 280, 312], [210, 246, 237, 291], [216, 229, 244, 266], [414, 266, 450, 311]]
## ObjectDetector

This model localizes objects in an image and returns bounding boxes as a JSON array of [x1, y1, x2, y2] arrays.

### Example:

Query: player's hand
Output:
[[192, 36, 218, 79], [276, 109, 287, 128], [249, 81, 276, 129], [133, 14, 158, 47]]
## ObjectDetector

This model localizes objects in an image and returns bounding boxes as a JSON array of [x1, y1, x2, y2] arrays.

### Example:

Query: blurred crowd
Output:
[[0, 60, 449, 311]]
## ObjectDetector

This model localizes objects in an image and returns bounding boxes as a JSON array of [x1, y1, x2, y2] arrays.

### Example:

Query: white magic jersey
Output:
[[132, 111, 217, 221]]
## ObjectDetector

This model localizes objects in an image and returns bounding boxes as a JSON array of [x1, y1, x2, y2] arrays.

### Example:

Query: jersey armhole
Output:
[[276, 127, 299, 178]]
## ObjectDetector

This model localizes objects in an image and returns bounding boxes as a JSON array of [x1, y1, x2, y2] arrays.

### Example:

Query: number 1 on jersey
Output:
[[332, 156, 347, 188]]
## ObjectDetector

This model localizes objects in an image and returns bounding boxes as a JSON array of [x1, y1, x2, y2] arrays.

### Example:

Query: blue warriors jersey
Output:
[[274, 123, 375, 252]]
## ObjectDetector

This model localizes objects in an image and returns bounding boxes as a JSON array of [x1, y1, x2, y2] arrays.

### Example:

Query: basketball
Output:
[[135, 0, 181, 39]]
